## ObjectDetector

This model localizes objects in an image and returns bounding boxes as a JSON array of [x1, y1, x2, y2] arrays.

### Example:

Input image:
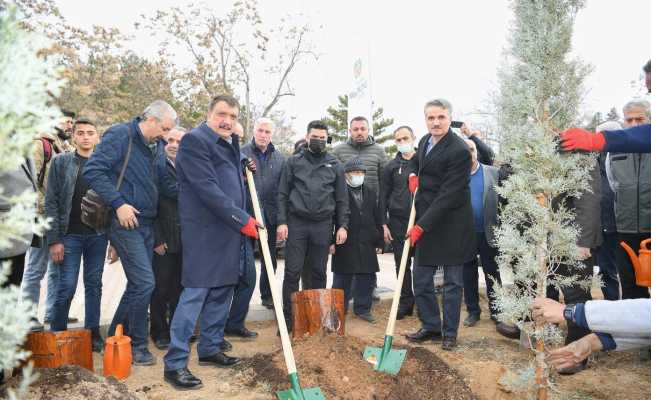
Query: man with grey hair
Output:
[[241, 117, 286, 310], [404, 98, 476, 350], [606, 99, 651, 300], [85, 99, 179, 365]]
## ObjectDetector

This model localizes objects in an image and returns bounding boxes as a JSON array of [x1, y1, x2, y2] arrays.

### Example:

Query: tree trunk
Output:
[[291, 288, 346, 339], [535, 194, 549, 400], [25, 329, 93, 371]]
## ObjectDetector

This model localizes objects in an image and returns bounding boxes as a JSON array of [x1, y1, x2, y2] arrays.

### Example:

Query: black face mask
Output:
[[308, 138, 327, 154]]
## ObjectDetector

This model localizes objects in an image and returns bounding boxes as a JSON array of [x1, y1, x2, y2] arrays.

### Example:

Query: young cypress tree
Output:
[[0, 6, 63, 396], [493, 0, 594, 397]]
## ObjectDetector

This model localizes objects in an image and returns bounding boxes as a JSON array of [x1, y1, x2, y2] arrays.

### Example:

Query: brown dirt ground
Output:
[[239, 333, 476, 400], [5, 294, 651, 400]]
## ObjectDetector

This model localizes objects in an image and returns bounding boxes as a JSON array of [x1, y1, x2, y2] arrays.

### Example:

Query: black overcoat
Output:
[[331, 186, 382, 274], [412, 131, 476, 266]]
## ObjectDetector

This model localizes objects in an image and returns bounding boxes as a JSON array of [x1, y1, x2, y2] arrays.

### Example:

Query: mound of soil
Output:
[[7, 365, 139, 400], [240, 334, 476, 400]]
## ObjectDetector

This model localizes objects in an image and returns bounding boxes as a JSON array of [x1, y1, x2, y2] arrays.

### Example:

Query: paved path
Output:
[[36, 252, 501, 327]]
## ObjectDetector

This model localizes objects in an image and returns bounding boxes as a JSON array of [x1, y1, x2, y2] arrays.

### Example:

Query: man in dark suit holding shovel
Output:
[[405, 99, 476, 351], [163, 95, 260, 390]]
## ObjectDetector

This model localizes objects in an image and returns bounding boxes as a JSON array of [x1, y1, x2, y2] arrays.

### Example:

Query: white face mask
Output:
[[397, 142, 413, 154], [347, 174, 365, 188]]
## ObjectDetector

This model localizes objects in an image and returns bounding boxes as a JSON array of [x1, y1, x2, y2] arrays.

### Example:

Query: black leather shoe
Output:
[[396, 308, 414, 320], [496, 322, 521, 340], [354, 312, 376, 323], [261, 297, 274, 309], [405, 328, 442, 343], [224, 327, 258, 339], [441, 337, 457, 351], [164, 368, 203, 390], [463, 314, 480, 327], [220, 339, 232, 352], [154, 338, 170, 351], [91, 329, 105, 353], [198, 352, 240, 367]]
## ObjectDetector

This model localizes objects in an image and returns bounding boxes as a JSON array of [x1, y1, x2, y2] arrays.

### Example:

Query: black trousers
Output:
[[282, 217, 332, 325], [546, 259, 593, 344], [388, 216, 414, 313], [333, 273, 374, 315], [615, 233, 651, 299], [462, 232, 501, 317], [1, 253, 26, 288], [150, 251, 183, 341], [258, 225, 278, 300]]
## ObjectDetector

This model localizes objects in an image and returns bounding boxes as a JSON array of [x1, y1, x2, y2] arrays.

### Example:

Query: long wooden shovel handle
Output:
[[385, 191, 417, 337], [245, 167, 298, 376]]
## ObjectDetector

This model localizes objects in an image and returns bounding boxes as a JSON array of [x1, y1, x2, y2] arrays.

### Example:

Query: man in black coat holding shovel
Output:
[[405, 99, 476, 351]]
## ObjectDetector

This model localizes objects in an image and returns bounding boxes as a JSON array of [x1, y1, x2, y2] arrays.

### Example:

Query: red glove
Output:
[[240, 217, 259, 239], [560, 128, 605, 152], [406, 225, 424, 246], [408, 173, 419, 194]]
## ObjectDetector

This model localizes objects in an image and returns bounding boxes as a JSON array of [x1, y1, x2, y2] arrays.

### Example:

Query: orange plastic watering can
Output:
[[103, 324, 132, 380], [620, 238, 651, 287]]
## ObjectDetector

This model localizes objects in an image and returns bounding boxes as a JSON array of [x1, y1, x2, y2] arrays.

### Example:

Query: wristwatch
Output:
[[563, 304, 576, 323]]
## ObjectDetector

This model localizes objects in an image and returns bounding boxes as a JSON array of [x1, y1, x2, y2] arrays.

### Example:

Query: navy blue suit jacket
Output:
[[176, 122, 250, 288]]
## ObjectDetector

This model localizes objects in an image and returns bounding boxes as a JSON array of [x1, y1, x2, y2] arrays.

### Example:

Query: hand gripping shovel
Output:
[[362, 192, 417, 375], [244, 165, 325, 400]]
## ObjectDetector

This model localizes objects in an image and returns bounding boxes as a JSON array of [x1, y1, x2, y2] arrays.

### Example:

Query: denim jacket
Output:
[[45, 152, 90, 245]]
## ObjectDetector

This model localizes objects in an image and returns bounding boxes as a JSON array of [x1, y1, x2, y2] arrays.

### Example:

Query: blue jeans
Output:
[[164, 285, 235, 371], [51, 233, 108, 331], [463, 232, 502, 317], [597, 232, 621, 300], [21, 234, 58, 320], [108, 220, 155, 350], [413, 264, 463, 339], [333, 273, 374, 315], [226, 241, 256, 331]]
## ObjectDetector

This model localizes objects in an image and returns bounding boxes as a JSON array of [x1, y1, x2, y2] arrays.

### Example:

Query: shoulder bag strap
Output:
[[116, 124, 134, 190]]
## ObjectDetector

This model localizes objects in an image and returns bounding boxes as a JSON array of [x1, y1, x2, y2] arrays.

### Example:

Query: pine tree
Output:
[[322, 95, 394, 155], [493, 1, 594, 397]]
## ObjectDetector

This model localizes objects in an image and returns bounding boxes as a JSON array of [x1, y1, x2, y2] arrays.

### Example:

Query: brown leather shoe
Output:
[[496, 322, 520, 340]]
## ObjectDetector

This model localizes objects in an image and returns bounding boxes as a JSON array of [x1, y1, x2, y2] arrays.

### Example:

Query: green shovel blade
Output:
[[276, 373, 326, 400], [276, 387, 326, 400], [363, 336, 407, 375]]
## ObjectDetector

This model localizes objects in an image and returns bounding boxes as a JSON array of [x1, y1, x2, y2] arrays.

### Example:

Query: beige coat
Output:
[[33, 131, 73, 215]]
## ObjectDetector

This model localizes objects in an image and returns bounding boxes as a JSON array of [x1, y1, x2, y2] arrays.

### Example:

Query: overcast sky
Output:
[[57, 0, 650, 141]]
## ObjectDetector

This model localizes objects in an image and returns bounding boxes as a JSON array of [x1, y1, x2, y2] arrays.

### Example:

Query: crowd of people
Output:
[[1, 59, 650, 391]]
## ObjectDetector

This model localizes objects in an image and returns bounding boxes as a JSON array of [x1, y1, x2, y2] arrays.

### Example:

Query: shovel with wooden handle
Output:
[[244, 163, 325, 400], [362, 191, 417, 375]]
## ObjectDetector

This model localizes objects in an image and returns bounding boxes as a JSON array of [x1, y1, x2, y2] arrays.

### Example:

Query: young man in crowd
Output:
[[461, 139, 502, 327], [381, 126, 418, 319], [45, 118, 107, 352], [22, 110, 76, 331], [85, 100, 178, 365], [277, 120, 349, 330], [331, 157, 383, 323], [405, 99, 476, 351], [163, 95, 258, 389], [150, 127, 186, 350]]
